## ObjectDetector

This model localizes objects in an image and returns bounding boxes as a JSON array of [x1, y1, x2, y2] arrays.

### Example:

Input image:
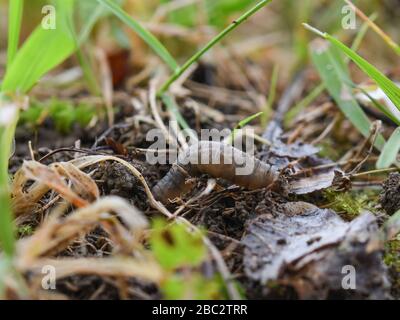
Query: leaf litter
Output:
[[242, 202, 390, 299]]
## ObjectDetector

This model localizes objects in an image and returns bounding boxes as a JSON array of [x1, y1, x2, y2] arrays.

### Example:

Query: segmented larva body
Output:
[[152, 141, 279, 203]]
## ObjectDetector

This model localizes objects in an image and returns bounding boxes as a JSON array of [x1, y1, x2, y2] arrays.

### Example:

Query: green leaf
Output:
[[2, 0, 76, 93], [229, 111, 263, 143], [358, 88, 400, 126], [7, 0, 24, 67], [262, 64, 279, 126], [284, 83, 325, 126], [325, 33, 400, 112], [151, 219, 206, 270], [237, 111, 264, 129], [162, 274, 222, 300], [0, 94, 18, 257], [310, 39, 385, 150], [377, 128, 400, 169], [304, 24, 400, 116], [96, 0, 179, 72]]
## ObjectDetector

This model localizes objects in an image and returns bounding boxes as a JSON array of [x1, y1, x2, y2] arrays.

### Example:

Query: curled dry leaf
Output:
[[12, 160, 100, 216], [16, 154, 172, 218], [26, 256, 163, 285], [52, 162, 100, 201], [11, 169, 50, 216], [261, 122, 339, 194], [243, 202, 390, 299], [16, 196, 148, 267], [18, 161, 91, 208]]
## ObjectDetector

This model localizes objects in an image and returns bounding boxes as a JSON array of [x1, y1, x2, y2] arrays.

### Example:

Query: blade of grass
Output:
[[6, 0, 24, 68], [377, 127, 400, 169], [284, 83, 325, 126], [358, 87, 400, 126], [304, 24, 400, 113], [0, 96, 18, 256], [349, 13, 377, 53], [158, 0, 272, 95], [78, 0, 107, 43], [343, 0, 400, 55], [96, 0, 179, 72], [230, 111, 264, 143], [284, 14, 374, 127], [74, 1, 110, 95], [309, 38, 385, 150], [328, 35, 400, 111], [2, 0, 76, 93], [0, 0, 77, 258], [161, 93, 198, 141], [261, 64, 279, 126]]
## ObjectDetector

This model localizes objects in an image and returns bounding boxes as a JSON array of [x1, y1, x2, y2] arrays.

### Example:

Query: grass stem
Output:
[[158, 0, 272, 95]]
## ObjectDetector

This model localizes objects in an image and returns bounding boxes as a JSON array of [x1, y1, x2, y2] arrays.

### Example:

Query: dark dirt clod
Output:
[[380, 173, 400, 215], [92, 160, 158, 211]]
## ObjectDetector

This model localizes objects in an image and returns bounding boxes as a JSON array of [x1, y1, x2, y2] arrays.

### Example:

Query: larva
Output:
[[152, 141, 279, 203]]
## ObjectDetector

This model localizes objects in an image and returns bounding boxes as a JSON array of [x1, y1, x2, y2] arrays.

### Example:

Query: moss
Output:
[[17, 224, 34, 237], [317, 139, 343, 161], [384, 236, 400, 298], [323, 189, 378, 220], [19, 99, 97, 134]]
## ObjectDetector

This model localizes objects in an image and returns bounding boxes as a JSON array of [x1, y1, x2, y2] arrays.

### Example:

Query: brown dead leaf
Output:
[[52, 162, 100, 201], [21, 160, 89, 208], [16, 196, 148, 265], [26, 256, 162, 284]]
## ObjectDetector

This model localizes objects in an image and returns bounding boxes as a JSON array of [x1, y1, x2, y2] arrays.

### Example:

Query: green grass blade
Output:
[[0, 95, 18, 256], [326, 34, 400, 111], [310, 38, 385, 150], [358, 88, 400, 126], [7, 0, 24, 67], [349, 13, 377, 53], [262, 64, 279, 126], [78, 0, 107, 43], [237, 111, 264, 129], [2, 0, 76, 93], [343, 0, 400, 56], [230, 111, 264, 142], [377, 128, 400, 169], [284, 83, 325, 126], [304, 24, 400, 113], [0, 0, 77, 258], [161, 93, 198, 141], [96, 0, 178, 72], [284, 16, 372, 127], [158, 0, 272, 95]]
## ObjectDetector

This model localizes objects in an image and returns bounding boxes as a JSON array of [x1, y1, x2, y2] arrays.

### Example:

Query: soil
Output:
[[8, 61, 400, 301]]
